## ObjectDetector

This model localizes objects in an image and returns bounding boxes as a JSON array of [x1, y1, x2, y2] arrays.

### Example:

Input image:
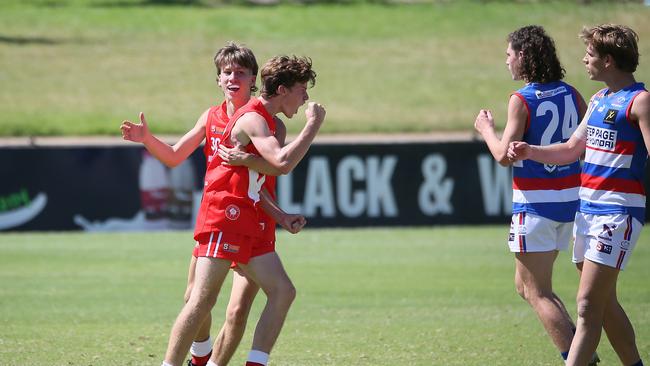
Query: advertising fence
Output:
[[2, 141, 649, 232]]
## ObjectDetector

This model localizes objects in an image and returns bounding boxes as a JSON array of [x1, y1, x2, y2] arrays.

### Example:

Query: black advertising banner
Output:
[[1, 142, 649, 232]]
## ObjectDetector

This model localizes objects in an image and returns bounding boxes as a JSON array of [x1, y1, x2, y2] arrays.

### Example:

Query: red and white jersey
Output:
[[194, 97, 277, 240], [203, 102, 228, 166]]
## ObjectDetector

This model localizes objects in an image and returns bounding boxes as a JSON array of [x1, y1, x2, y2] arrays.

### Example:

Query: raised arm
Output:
[[235, 102, 326, 175], [474, 94, 527, 166], [120, 110, 208, 168], [218, 117, 288, 175]]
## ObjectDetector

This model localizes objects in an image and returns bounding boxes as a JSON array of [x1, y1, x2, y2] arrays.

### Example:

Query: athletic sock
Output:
[[630, 360, 643, 366], [245, 350, 269, 366], [161, 362, 173, 366], [191, 352, 212, 366], [207, 361, 219, 366], [190, 336, 213, 366]]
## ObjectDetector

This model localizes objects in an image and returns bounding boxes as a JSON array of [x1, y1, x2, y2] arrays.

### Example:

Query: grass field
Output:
[[0, 226, 648, 365], [1, 1, 650, 136]]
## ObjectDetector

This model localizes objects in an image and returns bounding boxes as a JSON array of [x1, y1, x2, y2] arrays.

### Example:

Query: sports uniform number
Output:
[[537, 94, 578, 146], [210, 137, 221, 155]]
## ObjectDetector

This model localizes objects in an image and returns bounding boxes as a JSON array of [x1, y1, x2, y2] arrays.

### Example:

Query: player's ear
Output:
[[603, 54, 615, 69], [277, 84, 288, 96]]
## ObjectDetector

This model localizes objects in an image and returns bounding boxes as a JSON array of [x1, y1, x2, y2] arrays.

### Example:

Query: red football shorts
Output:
[[195, 232, 276, 265]]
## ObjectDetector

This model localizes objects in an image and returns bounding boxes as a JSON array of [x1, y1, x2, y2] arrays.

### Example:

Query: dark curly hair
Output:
[[260, 55, 316, 98], [579, 24, 639, 73], [508, 25, 565, 83]]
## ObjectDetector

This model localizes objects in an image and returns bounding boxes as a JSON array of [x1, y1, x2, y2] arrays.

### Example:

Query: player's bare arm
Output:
[[630, 91, 650, 153], [218, 118, 288, 175], [120, 109, 208, 168], [475, 94, 527, 166], [234, 102, 325, 175], [259, 188, 306, 234], [508, 133, 586, 165]]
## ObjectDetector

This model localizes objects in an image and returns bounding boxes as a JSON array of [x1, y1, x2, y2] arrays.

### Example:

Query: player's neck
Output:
[[604, 73, 636, 94], [258, 95, 281, 116], [226, 95, 252, 117]]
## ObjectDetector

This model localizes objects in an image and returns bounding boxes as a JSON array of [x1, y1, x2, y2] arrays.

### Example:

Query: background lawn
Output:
[[0, 227, 648, 365], [0, 1, 649, 136]]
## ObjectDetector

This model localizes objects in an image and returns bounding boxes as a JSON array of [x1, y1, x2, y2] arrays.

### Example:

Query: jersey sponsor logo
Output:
[[517, 225, 527, 235], [544, 164, 557, 173], [222, 243, 240, 253], [586, 126, 617, 151], [225, 204, 240, 221], [535, 86, 567, 99], [596, 241, 613, 254], [598, 223, 615, 241], [620, 240, 630, 250], [603, 109, 619, 125]]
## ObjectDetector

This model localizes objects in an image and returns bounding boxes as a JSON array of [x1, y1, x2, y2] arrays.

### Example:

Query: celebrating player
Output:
[[162, 55, 325, 366], [121, 42, 306, 366]]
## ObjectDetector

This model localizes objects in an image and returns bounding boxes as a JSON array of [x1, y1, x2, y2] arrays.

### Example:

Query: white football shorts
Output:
[[573, 212, 642, 270], [508, 212, 573, 253]]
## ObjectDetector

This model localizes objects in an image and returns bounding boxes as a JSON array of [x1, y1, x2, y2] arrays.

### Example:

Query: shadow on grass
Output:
[[90, 0, 400, 7], [0, 35, 64, 45]]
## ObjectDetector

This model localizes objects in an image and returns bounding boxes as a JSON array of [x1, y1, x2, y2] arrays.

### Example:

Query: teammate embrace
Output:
[[122, 43, 325, 366]]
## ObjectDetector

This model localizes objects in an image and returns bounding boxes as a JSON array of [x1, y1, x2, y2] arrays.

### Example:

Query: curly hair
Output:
[[580, 24, 639, 73], [214, 41, 259, 93], [260, 55, 316, 98], [508, 25, 565, 83]]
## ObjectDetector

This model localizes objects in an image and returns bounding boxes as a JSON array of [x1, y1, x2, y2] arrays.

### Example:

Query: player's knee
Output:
[[226, 302, 252, 327], [188, 290, 218, 311], [575, 295, 603, 321], [268, 280, 296, 306]]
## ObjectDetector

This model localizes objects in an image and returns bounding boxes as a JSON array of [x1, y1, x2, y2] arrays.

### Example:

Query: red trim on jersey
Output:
[[513, 174, 580, 191], [580, 173, 646, 195], [625, 90, 646, 128], [512, 92, 531, 133]]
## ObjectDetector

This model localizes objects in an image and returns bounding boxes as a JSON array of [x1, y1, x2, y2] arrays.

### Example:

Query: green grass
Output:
[[0, 226, 648, 365], [0, 1, 649, 136]]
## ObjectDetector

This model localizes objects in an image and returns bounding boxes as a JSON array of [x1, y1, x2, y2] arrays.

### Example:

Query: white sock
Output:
[[161, 362, 173, 366], [247, 350, 269, 365], [207, 361, 219, 366], [190, 336, 213, 357]]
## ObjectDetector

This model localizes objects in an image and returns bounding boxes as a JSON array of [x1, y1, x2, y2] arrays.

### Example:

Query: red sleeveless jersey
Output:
[[203, 102, 228, 167], [194, 98, 277, 240]]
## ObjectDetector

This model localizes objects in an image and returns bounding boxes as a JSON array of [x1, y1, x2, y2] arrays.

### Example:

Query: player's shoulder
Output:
[[273, 116, 285, 128]]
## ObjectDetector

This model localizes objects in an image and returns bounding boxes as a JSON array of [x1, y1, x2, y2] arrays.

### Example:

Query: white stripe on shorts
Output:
[[212, 232, 223, 257], [206, 232, 214, 257]]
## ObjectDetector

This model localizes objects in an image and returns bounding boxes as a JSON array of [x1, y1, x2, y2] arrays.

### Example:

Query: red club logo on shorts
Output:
[[225, 204, 240, 221]]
